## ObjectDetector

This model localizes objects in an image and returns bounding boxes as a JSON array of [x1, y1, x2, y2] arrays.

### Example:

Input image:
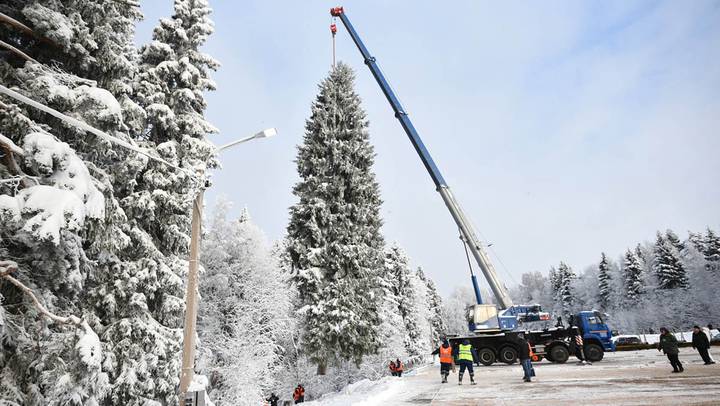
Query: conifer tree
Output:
[[555, 262, 575, 315], [0, 2, 147, 403], [665, 229, 684, 252], [653, 232, 689, 289], [622, 249, 644, 304], [596, 253, 612, 310], [634, 244, 646, 264], [417, 267, 446, 344], [703, 228, 720, 274], [384, 244, 426, 358], [287, 63, 384, 373]]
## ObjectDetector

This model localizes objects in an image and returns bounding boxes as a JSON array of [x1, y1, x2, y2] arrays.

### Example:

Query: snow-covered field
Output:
[[306, 348, 720, 405]]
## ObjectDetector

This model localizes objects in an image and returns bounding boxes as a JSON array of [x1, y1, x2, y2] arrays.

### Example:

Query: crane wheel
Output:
[[549, 345, 569, 364], [584, 343, 604, 362], [498, 346, 518, 364], [477, 348, 496, 366]]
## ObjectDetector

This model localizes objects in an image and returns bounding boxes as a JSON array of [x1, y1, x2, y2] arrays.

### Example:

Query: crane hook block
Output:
[[330, 23, 337, 34], [330, 6, 344, 16]]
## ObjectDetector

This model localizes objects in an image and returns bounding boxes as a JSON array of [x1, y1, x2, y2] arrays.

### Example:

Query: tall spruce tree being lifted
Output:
[[287, 63, 384, 374]]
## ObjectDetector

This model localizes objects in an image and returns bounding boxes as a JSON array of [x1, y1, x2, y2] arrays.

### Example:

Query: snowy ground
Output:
[[306, 348, 720, 405]]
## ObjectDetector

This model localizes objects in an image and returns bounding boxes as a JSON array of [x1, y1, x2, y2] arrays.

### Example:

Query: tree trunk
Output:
[[316, 360, 327, 375]]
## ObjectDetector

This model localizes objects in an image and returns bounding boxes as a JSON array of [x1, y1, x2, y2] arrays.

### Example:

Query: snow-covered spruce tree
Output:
[[0, 2, 151, 404], [417, 267, 446, 344], [93, 0, 218, 403], [702, 228, 720, 274], [653, 232, 689, 289], [622, 249, 643, 305], [197, 201, 291, 405], [554, 262, 575, 316], [665, 229, 684, 252], [287, 62, 384, 374], [596, 253, 612, 310], [384, 244, 430, 359]]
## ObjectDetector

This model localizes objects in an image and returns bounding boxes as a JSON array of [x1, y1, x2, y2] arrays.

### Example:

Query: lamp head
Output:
[[255, 128, 277, 139]]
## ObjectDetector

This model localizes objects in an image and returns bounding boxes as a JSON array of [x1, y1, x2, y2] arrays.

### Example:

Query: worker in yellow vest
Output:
[[453, 339, 477, 385]]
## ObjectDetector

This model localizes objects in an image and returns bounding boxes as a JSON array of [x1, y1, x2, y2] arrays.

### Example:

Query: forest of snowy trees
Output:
[[1, 1, 717, 405], [0, 3, 444, 404], [511, 228, 720, 334]]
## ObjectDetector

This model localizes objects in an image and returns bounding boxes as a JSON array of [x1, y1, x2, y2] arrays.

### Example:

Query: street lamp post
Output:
[[179, 128, 277, 404]]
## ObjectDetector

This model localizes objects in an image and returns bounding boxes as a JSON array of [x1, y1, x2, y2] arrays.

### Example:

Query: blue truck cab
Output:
[[574, 310, 616, 358]]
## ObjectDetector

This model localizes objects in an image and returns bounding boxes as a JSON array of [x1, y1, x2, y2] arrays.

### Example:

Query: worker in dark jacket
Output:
[[431, 339, 454, 383], [692, 325, 715, 365], [266, 393, 279, 406], [517, 334, 535, 382], [658, 327, 683, 373], [453, 339, 477, 385]]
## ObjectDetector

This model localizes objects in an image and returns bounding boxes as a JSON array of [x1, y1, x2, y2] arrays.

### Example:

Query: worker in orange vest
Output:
[[293, 384, 305, 403], [389, 360, 397, 376], [431, 338, 454, 383], [395, 358, 404, 377]]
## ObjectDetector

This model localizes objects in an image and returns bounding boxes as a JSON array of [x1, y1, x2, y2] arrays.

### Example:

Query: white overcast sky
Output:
[[137, 1, 720, 296]]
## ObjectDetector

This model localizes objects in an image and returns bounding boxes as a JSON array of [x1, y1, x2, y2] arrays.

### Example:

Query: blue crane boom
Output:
[[330, 6, 514, 309]]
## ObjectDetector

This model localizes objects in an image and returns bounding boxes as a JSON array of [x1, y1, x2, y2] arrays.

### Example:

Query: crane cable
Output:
[[330, 17, 337, 67], [460, 233, 475, 278]]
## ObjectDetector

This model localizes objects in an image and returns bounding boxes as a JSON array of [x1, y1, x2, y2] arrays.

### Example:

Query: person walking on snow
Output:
[[693, 325, 715, 365], [293, 384, 305, 404], [658, 327, 683, 373], [431, 339, 454, 383], [454, 339, 477, 385], [395, 358, 404, 377], [517, 334, 535, 382]]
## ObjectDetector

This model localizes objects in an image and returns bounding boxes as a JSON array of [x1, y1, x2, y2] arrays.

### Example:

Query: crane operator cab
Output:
[[467, 304, 550, 332], [569, 311, 616, 360]]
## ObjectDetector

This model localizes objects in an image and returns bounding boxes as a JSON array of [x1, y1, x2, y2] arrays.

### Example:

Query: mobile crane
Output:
[[330, 6, 615, 365]]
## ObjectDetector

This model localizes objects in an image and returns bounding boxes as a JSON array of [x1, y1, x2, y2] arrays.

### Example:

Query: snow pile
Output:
[[306, 377, 405, 406]]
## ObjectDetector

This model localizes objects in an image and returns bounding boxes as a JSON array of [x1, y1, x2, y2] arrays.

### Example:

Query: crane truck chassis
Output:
[[330, 6, 616, 365], [449, 310, 615, 366]]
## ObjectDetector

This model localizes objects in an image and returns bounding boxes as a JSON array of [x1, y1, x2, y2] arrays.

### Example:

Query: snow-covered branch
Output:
[[0, 260, 83, 328]]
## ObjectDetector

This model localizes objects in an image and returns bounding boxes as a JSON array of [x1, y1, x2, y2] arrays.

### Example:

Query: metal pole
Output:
[[179, 189, 204, 404], [332, 33, 336, 67]]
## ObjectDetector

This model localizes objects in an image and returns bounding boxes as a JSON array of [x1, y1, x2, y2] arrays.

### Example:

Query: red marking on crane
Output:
[[330, 23, 337, 34], [330, 6, 344, 17]]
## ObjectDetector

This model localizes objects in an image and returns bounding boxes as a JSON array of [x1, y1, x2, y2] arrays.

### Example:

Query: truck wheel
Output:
[[584, 343, 604, 362], [477, 348, 496, 366], [498, 346, 518, 364], [549, 345, 569, 364]]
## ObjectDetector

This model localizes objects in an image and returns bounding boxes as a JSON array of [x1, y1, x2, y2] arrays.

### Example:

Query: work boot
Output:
[[469, 374, 476, 385], [523, 378, 531, 382]]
